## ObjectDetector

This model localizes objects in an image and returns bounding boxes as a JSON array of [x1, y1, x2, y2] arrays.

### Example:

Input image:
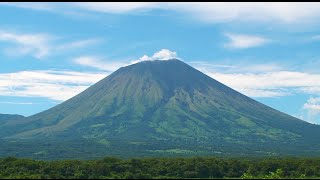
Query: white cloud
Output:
[[4, 2, 320, 24], [224, 33, 270, 49], [167, 2, 320, 24], [0, 70, 107, 101], [190, 62, 282, 73], [0, 101, 33, 105], [301, 87, 320, 94], [73, 56, 127, 72], [194, 63, 320, 98], [0, 2, 55, 11], [0, 30, 101, 59], [132, 49, 178, 64], [152, 49, 178, 60], [235, 88, 288, 98], [302, 97, 320, 124], [0, 30, 52, 59], [55, 38, 102, 51], [303, 98, 320, 111], [211, 71, 320, 90], [71, 2, 160, 14]]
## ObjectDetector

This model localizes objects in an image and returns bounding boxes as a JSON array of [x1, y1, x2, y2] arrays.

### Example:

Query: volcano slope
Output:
[[1, 59, 319, 159]]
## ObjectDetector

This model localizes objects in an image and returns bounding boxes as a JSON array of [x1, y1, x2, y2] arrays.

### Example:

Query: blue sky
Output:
[[0, 2, 320, 124]]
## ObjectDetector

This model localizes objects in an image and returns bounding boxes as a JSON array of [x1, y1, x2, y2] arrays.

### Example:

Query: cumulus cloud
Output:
[[132, 49, 178, 64], [0, 30, 101, 59], [0, 70, 106, 101], [224, 33, 270, 49], [73, 56, 127, 72], [302, 97, 320, 124]]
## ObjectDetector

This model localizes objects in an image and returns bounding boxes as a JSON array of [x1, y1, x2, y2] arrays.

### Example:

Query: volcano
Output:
[[1, 59, 319, 159]]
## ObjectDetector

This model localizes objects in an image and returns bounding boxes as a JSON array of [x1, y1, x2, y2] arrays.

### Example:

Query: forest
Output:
[[0, 157, 320, 179]]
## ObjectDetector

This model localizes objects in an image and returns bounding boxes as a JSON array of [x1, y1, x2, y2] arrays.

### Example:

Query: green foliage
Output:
[[0, 157, 319, 179], [241, 172, 255, 179], [242, 168, 285, 179], [265, 168, 284, 179]]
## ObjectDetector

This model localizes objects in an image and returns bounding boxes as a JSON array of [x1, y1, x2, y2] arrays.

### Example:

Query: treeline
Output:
[[0, 157, 320, 179]]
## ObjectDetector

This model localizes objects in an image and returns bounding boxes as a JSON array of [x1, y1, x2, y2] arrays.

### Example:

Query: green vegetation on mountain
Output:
[[0, 157, 320, 179], [0, 59, 319, 158]]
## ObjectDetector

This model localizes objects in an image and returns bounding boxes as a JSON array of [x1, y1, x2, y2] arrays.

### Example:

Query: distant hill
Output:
[[0, 114, 24, 126], [1, 59, 319, 159]]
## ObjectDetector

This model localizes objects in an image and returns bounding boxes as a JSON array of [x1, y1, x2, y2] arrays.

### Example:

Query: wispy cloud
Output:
[[194, 63, 320, 98], [73, 56, 128, 72], [55, 38, 102, 51], [311, 35, 320, 41], [0, 2, 55, 11], [0, 30, 52, 59], [301, 87, 320, 94], [168, 2, 320, 24], [0, 70, 107, 101], [3, 2, 320, 24], [71, 2, 159, 14], [0, 30, 101, 59], [190, 61, 282, 73], [224, 33, 270, 49], [0, 101, 33, 105]]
